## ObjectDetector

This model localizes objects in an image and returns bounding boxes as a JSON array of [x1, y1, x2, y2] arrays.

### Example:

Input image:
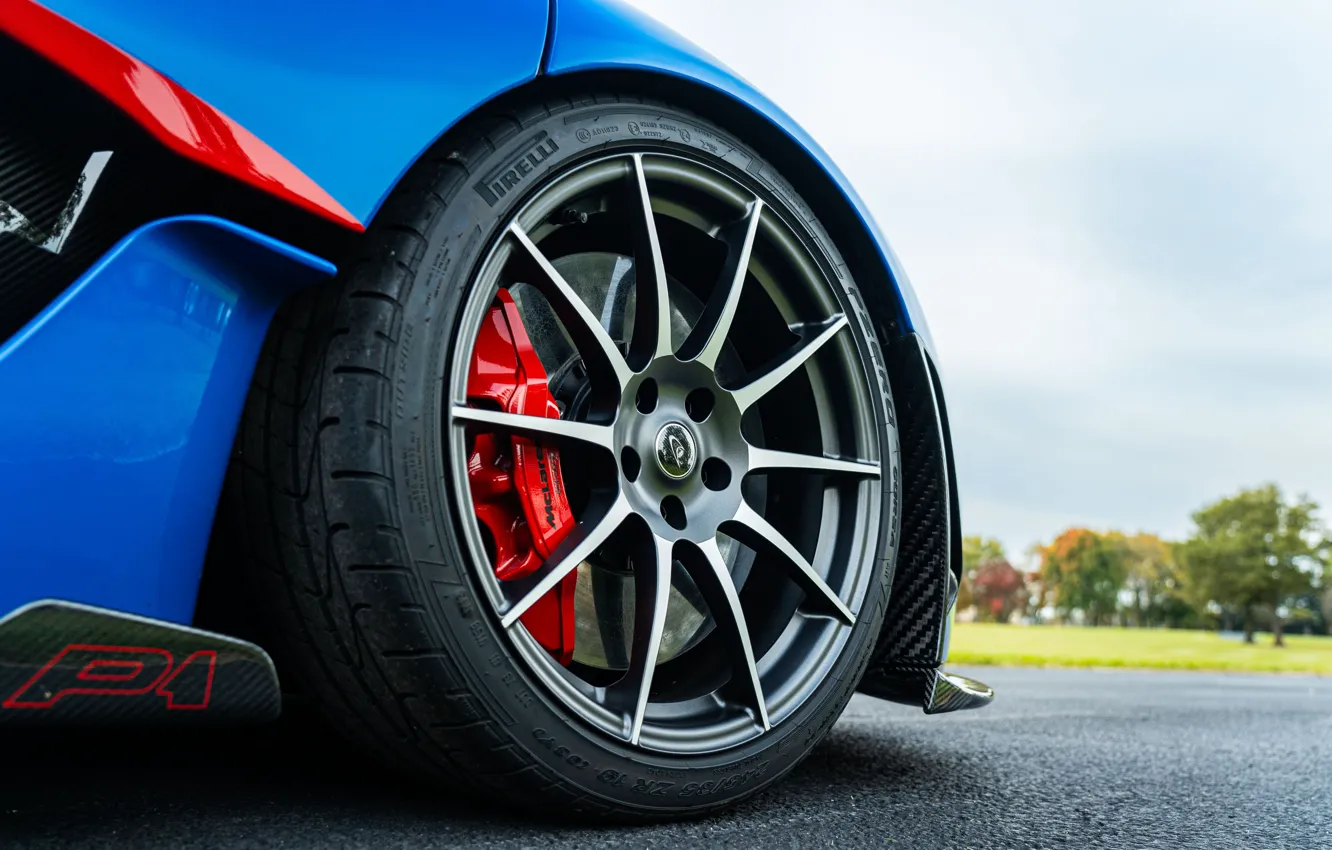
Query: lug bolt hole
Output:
[[701, 458, 731, 491], [685, 388, 715, 422], [636, 379, 659, 414], [621, 447, 641, 482], [660, 495, 687, 530]]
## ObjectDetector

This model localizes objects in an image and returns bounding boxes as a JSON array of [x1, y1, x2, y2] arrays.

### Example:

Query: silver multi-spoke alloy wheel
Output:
[[238, 95, 901, 818], [448, 150, 885, 753]]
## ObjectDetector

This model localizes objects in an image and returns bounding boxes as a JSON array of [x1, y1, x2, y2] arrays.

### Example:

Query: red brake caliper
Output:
[[465, 289, 578, 665]]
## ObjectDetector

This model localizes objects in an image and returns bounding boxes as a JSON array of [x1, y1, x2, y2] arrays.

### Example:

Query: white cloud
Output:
[[629, 0, 1332, 555]]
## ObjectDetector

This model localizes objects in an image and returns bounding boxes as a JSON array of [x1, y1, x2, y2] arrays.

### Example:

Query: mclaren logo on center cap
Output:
[[654, 422, 696, 479]]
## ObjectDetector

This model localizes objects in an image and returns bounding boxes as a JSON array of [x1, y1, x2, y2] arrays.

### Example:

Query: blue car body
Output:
[[0, 0, 950, 674]]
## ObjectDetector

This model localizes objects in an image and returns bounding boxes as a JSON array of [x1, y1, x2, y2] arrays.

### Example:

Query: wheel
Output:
[[228, 90, 900, 820]]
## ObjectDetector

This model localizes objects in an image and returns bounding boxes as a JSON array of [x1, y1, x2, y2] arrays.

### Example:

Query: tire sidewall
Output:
[[386, 99, 901, 814]]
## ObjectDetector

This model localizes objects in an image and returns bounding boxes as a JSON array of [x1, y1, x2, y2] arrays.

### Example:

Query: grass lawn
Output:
[[949, 622, 1332, 674]]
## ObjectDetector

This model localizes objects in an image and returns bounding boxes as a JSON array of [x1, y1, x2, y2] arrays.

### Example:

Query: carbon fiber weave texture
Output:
[[861, 335, 951, 674]]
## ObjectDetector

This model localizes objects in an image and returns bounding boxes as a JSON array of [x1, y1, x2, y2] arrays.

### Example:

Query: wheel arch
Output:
[[197, 64, 966, 688], [190, 9, 966, 701]]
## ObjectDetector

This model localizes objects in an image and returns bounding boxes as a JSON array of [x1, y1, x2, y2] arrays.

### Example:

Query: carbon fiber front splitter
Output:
[[857, 666, 995, 714], [0, 600, 280, 724]]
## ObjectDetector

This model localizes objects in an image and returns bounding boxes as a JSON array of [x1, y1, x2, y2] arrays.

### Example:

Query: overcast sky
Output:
[[627, 0, 1332, 559]]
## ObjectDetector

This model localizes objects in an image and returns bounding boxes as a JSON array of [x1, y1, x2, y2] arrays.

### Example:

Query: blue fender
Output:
[[40, 0, 551, 225], [0, 218, 334, 622], [543, 0, 936, 355]]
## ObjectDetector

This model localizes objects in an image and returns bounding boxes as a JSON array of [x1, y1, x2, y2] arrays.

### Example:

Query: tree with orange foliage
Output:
[[1038, 528, 1128, 626]]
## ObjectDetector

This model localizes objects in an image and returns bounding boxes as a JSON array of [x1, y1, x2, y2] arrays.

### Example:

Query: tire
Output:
[[227, 89, 901, 821]]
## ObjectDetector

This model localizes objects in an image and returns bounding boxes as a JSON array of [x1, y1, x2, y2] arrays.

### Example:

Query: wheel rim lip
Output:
[[442, 148, 885, 755]]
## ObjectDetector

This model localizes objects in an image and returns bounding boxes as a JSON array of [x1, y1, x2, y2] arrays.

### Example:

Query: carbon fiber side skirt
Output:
[[0, 600, 281, 724]]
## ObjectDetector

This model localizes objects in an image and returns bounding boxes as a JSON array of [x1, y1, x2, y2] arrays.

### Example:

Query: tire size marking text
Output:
[[531, 727, 589, 769], [632, 779, 674, 796], [679, 762, 770, 797]]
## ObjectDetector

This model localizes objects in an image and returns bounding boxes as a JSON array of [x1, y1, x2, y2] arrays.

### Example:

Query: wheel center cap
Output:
[[654, 422, 697, 479]]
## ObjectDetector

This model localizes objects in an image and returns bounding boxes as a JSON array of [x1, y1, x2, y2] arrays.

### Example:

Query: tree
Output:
[[1038, 528, 1128, 626], [1176, 485, 1328, 646], [958, 536, 1007, 618], [970, 559, 1028, 623], [1113, 532, 1196, 628], [963, 536, 1006, 570]]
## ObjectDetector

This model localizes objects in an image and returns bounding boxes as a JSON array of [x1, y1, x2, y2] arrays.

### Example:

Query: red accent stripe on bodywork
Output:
[[0, 0, 363, 232]]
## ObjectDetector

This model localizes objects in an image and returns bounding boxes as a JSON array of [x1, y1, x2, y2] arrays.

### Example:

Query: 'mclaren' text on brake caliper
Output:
[[465, 289, 577, 664]]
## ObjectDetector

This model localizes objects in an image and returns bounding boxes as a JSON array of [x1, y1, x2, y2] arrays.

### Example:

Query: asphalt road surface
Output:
[[3, 667, 1329, 849]]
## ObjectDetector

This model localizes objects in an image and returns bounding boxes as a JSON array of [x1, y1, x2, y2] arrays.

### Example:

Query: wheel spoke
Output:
[[677, 200, 764, 369], [451, 406, 614, 451], [746, 446, 880, 479], [729, 315, 849, 413], [499, 495, 632, 628], [617, 534, 675, 745], [724, 502, 855, 625], [679, 537, 770, 731], [508, 221, 633, 392], [627, 154, 674, 366]]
